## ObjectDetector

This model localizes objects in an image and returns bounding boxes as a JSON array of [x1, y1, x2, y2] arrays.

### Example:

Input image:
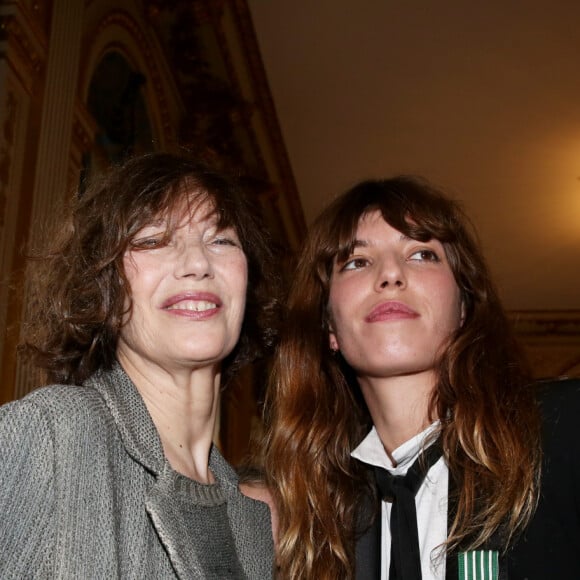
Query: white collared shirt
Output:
[[351, 424, 449, 580]]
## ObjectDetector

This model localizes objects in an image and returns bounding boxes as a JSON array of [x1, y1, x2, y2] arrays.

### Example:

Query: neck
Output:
[[358, 370, 436, 461], [118, 351, 221, 483]]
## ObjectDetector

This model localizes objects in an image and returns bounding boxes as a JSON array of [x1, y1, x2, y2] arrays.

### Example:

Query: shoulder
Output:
[[1, 383, 109, 427], [532, 377, 580, 459], [0, 385, 109, 508], [535, 376, 580, 405], [508, 378, 580, 575], [534, 377, 580, 427], [0, 383, 114, 456], [23, 382, 105, 406], [239, 480, 279, 542]]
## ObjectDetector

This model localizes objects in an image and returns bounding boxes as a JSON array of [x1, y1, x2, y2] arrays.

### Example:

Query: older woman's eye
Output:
[[211, 236, 238, 247], [131, 236, 165, 250], [208, 228, 242, 248], [409, 249, 440, 262]]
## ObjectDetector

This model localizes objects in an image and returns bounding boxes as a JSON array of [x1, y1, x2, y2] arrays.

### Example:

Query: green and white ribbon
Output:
[[458, 550, 499, 580]]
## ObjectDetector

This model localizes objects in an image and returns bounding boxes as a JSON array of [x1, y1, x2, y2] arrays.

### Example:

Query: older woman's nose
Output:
[[174, 242, 213, 279]]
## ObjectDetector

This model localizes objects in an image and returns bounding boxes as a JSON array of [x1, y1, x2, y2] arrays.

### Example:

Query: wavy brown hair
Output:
[[263, 177, 541, 579], [22, 152, 281, 386]]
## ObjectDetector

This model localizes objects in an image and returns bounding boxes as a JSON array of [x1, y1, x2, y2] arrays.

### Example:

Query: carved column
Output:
[[14, 0, 85, 397]]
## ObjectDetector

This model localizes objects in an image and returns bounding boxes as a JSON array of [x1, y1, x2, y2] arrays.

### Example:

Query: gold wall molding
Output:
[[0, 1, 307, 461], [510, 310, 580, 378], [0, 91, 16, 228], [0, 7, 45, 90], [80, 8, 180, 149], [510, 310, 580, 337], [231, 0, 306, 244]]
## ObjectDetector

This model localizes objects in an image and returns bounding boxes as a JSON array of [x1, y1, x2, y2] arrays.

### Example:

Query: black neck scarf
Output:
[[374, 440, 443, 580]]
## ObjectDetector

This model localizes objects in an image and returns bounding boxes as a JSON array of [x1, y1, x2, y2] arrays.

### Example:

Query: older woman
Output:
[[263, 177, 580, 579], [0, 152, 278, 578]]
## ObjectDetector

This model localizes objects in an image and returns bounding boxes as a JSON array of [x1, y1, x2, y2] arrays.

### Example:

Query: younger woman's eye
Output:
[[409, 249, 440, 262], [340, 257, 369, 271]]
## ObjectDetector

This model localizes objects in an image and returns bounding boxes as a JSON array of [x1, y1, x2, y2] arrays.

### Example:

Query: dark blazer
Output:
[[0, 363, 274, 579], [355, 378, 580, 580]]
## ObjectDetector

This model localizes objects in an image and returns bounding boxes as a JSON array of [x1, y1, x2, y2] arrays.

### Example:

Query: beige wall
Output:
[[249, 0, 580, 312]]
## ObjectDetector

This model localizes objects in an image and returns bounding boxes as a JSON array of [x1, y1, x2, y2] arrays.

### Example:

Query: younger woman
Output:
[[264, 177, 580, 579]]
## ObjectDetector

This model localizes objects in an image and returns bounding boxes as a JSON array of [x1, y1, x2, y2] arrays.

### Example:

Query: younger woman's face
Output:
[[327, 211, 463, 383]]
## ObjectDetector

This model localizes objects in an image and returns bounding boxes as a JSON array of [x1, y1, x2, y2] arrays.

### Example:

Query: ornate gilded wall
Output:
[[0, 0, 305, 462], [0, 1, 577, 464], [512, 311, 580, 379]]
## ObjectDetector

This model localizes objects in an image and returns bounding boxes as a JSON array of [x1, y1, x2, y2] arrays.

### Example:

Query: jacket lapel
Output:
[[355, 511, 381, 579], [355, 491, 381, 580], [145, 447, 275, 579], [145, 465, 206, 579], [89, 365, 274, 579], [88, 365, 202, 579], [211, 448, 275, 579], [446, 474, 507, 580], [445, 474, 459, 580], [354, 463, 508, 580]]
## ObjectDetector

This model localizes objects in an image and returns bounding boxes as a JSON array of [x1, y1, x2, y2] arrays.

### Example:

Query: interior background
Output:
[[1, 0, 578, 462]]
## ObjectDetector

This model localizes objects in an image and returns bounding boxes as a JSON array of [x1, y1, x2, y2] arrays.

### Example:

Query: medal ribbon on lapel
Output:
[[457, 550, 498, 580]]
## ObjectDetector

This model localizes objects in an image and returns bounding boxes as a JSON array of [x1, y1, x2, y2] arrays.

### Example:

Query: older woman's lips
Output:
[[161, 292, 222, 318], [365, 301, 419, 322]]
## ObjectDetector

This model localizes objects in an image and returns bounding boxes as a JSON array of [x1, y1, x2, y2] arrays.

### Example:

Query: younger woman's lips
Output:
[[365, 301, 419, 323]]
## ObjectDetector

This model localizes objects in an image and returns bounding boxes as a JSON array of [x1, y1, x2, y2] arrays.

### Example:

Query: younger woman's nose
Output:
[[375, 257, 406, 291]]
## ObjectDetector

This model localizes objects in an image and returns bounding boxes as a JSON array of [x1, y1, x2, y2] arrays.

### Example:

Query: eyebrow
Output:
[[351, 239, 368, 249], [145, 220, 167, 227], [351, 233, 411, 249]]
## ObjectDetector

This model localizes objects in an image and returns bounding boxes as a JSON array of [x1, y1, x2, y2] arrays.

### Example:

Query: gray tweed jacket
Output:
[[0, 363, 274, 579]]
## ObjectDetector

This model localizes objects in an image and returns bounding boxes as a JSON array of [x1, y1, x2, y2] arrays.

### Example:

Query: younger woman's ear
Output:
[[328, 319, 340, 351], [329, 332, 339, 352], [327, 312, 339, 351]]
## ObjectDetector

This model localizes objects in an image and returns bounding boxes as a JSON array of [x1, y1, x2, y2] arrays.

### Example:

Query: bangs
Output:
[[331, 197, 460, 266], [125, 178, 239, 245]]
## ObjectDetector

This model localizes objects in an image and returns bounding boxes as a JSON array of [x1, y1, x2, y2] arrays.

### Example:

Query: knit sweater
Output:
[[0, 363, 274, 579]]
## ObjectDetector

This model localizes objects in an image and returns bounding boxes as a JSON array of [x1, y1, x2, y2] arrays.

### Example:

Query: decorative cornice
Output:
[[211, 4, 264, 170], [83, 10, 173, 140], [144, 0, 222, 25], [0, 11, 45, 79], [510, 310, 580, 337], [72, 102, 98, 153], [0, 90, 16, 228], [230, 0, 307, 237]]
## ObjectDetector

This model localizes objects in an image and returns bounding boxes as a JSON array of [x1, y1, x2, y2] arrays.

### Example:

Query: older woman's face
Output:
[[117, 199, 248, 374], [327, 211, 463, 384]]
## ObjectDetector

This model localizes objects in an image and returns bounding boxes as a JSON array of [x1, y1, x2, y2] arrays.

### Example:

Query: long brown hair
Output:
[[263, 177, 541, 579], [22, 152, 281, 385]]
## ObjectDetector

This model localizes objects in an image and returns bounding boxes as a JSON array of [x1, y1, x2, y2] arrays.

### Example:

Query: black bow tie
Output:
[[374, 440, 443, 580]]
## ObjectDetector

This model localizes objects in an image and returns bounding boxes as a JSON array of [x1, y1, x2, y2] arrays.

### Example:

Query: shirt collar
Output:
[[351, 421, 440, 476]]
